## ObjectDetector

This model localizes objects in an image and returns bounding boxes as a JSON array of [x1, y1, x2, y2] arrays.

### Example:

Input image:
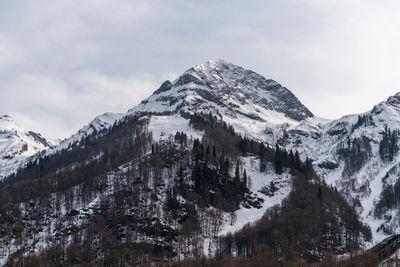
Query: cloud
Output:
[[4, 71, 174, 139], [0, 35, 25, 70], [1, 0, 400, 139]]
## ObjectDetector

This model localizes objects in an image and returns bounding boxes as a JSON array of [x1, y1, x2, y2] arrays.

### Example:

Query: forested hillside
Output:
[[0, 112, 370, 266]]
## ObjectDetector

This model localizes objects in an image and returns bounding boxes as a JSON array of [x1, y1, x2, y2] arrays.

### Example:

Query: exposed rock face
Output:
[[153, 80, 172, 95], [129, 59, 313, 121]]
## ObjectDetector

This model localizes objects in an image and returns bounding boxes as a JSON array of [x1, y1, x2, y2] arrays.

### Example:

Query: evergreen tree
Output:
[[294, 151, 301, 171], [318, 185, 323, 202], [260, 143, 265, 158], [275, 144, 283, 174], [260, 143, 266, 171], [242, 169, 248, 195]]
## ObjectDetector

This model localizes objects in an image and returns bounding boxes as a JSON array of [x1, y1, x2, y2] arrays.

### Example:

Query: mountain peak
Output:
[[386, 91, 400, 107], [0, 115, 22, 132], [133, 60, 313, 122], [0, 114, 13, 122], [0, 115, 52, 179], [193, 58, 233, 71], [175, 59, 278, 89]]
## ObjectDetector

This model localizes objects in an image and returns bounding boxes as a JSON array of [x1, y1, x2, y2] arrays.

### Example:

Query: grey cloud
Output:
[[1, 0, 400, 139]]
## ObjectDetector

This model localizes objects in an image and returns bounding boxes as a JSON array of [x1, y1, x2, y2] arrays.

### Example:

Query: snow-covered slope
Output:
[[262, 92, 400, 242], [0, 115, 52, 179], [24, 59, 400, 244], [51, 112, 123, 153]]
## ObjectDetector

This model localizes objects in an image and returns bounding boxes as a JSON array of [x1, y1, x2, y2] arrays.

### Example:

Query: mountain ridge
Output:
[[3, 60, 400, 263], [129, 59, 314, 122]]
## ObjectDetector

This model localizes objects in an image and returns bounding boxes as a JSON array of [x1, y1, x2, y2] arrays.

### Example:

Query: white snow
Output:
[[0, 115, 51, 179], [220, 156, 292, 235], [148, 114, 203, 142], [51, 112, 123, 154]]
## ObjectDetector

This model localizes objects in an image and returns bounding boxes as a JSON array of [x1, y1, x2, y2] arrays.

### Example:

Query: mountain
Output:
[[266, 92, 400, 242], [0, 115, 53, 179], [0, 60, 395, 265], [130, 60, 400, 241], [133, 60, 400, 242], [130, 59, 313, 123]]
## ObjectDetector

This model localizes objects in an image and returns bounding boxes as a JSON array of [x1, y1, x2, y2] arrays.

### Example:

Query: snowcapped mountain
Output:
[[2, 59, 399, 265], [126, 59, 323, 143], [48, 59, 316, 152], [49, 59, 319, 162], [302, 93, 400, 241], [126, 60, 400, 242], [0, 115, 52, 179], [49, 60, 400, 242]]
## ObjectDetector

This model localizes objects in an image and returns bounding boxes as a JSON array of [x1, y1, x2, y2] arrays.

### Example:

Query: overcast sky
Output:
[[1, 0, 400, 140]]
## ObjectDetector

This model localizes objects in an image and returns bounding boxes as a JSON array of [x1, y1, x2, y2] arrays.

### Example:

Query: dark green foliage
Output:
[[165, 187, 180, 211], [175, 131, 188, 147], [375, 177, 400, 221], [191, 139, 251, 211], [274, 144, 283, 174], [338, 136, 371, 177], [271, 146, 314, 178], [352, 114, 373, 132], [379, 126, 399, 161], [259, 142, 265, 158], [318, 185, 323, 202]]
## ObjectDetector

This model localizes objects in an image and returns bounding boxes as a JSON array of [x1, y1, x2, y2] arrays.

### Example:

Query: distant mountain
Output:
[[262, 92, 400, 242], [52, 112, 123, 153], [0, 115, 52, 179]]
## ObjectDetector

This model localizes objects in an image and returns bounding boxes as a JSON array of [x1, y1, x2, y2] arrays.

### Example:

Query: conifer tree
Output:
[[275, 144, 283, 174]]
